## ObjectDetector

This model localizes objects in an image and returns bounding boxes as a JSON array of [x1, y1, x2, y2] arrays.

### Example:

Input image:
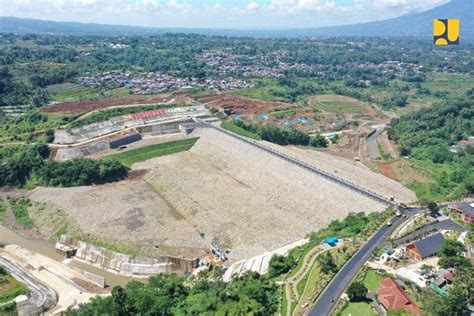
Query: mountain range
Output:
[[0, 0, 472, 40]]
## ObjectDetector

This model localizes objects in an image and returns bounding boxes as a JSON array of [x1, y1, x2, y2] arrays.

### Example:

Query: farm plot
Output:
[[311, 94, 375, 116], [47, 83, 98, 102], [42, 92, 193, 114]]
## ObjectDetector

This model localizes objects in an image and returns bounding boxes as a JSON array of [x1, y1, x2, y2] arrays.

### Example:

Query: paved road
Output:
[[308, 209, 418, 316], [0, 257, 57, 315], [198, 120, 395, 206], [392, 219, 466, 245]]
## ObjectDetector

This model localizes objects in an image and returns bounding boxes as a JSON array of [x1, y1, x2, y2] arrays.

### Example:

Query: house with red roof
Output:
[[449, 202, 474, 224], [378, 278, 421, 314]]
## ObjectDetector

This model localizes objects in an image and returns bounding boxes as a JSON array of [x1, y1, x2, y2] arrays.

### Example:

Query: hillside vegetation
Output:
[[389, 97, 474, 201], [0, 144, 127, 188]]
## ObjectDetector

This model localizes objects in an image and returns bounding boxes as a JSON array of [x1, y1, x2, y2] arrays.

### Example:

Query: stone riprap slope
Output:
[[30, 128, 401, 262], [140, 128, 385, 260], [29, 181, 207, 258], [262, 141, 416, 203]]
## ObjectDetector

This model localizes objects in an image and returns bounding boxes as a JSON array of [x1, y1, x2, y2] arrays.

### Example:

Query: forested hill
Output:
[[388, 96, 474, 201], [389, 97, 474, 153], [302, 0, 473, 40], [1, 0, 472, 39]]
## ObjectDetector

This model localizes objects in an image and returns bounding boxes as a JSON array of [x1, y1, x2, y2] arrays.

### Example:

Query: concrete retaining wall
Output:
[[56, 235, 199, 277], [68, 265, 106, 288]]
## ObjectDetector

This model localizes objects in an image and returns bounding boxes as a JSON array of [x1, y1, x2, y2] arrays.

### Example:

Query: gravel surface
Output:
[[262, 141, 416, 203], [29, 128, 406, 262]]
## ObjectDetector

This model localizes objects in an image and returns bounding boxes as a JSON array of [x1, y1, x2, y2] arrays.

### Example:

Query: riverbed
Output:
[[0, 225, 134, 287]]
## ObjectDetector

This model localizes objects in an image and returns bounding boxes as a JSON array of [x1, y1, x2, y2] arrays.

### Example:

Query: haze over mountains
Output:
[[0, 0, 472, 40]]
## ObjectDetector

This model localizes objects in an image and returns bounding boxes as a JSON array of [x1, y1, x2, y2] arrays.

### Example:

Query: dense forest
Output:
[[389, 96, 474, 200], [68, 272, 278, 316], [0, 144, 128, 188]]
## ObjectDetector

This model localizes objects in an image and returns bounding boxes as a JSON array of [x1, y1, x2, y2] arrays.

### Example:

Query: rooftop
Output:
[[452, 202, 474, 216], [413, 233, 445, 258], [378, 278, 421, 314]]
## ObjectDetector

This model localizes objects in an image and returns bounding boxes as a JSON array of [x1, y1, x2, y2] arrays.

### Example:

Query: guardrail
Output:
[[196, 119, 396, 206]]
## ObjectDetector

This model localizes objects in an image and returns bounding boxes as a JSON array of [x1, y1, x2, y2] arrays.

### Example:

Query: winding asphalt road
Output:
[[392, 219, 466, 245], [0, 257, 57, 315], [308, 209, 423, 316]]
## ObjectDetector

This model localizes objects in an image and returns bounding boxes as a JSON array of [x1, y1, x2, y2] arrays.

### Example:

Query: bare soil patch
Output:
[[194, 93, 292, 115], [42, 92, 192, 114], [377, 163, 399, 181]]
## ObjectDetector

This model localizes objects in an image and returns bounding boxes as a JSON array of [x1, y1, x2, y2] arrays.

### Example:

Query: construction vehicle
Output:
[[211, 243, 227, 261], [396, 210, 401, 216]]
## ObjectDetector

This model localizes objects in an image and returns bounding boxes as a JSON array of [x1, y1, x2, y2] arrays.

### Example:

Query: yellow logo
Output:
[[434, 19, 459, 45]]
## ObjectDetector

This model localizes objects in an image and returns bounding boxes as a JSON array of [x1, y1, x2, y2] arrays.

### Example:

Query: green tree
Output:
[[309, 134, 328, 148], [439, 240, 466, 257], [420, 264, 435, 276], [318, 252, 337, 274], [347, 282, 368, 301], [427, 201, 439, 214], [268, 255, 294, 277], [423, 287, 469, 316]]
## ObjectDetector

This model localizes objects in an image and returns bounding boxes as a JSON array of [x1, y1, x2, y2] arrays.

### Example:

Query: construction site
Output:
[[1, 94, 420, 315], [29, 121, 415, 266], [52, 105, 212, 160]]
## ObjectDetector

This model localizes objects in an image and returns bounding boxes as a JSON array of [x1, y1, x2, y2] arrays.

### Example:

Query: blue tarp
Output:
[[325, 237, 338, 246], [384, 249, 394, 255], [296, 118, 309, 125], [235, 115, 242, 122], [259, 114, 268, 121]]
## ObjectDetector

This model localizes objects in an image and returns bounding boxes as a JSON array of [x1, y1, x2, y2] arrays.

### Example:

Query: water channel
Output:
[[0, 224, 134, 287]]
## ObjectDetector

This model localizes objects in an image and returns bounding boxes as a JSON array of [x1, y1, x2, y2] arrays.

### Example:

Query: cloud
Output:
[[0, 0, 452, 29], [266, 0, 340, 15], [246, 2, 259, 11], [167, 0, 191, 10]]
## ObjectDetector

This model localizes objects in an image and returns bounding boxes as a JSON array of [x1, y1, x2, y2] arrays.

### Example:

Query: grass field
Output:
[[0, 269, 28, 304], [0, 199, 6, 222], [220, 120, 261, 140], [103, 138, 199, 167], [270, 109, 296, 119], [48, 83, 99, 102], [48, 83, 132, 103], [8, 198, 34, 229], [363, 269, 384, 292], [311, 95, 366, 115], [340, 302, 376, 316], [230, 78, 292, 102], [422, 72, 473, 94]]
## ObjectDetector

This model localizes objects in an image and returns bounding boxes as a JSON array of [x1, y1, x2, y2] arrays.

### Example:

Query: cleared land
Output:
[[311, 94, 368, 115], [195, 93, 292, 115], [27, 128, 412, 262], [103, 138, 199, 167], [42, 92, 192, 114]]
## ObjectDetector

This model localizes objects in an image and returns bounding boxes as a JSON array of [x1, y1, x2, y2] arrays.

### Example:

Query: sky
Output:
[[0, 0, 450, 29]]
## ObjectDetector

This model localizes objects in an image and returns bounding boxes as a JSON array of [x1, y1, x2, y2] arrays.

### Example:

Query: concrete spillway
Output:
[[0, 257, 57, 315]]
